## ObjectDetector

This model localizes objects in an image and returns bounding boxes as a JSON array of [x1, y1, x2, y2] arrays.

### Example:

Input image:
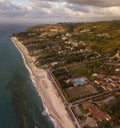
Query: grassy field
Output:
[[64, 85, 96, 101]]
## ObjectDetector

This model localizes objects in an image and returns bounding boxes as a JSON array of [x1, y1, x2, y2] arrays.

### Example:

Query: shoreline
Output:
[[11, 37, 57, 127], [11, 36, 75, 128]]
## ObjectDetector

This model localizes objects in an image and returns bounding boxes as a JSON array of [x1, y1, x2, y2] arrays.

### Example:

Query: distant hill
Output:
[[13, 20, 120, 67]]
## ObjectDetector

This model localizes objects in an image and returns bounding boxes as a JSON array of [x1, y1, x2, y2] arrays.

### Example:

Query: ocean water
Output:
[[0, 24, 55, 128]]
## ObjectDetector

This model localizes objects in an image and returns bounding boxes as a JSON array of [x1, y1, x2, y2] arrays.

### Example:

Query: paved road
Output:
[[47, 70, 81, 128], [72, 87, 120, 105], [52, 57, 107, 71], [47, 66, 120, 128]]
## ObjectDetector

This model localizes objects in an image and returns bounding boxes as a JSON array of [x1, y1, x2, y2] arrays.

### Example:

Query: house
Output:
[[101, 86, 108, 91], [106, 86, 112, 91], [51, 62, 58, 66], [72, 42, 78, 47], [114, 83, 120, 87], [114, 50, 120, 59], [102, 85, 112, 91], [115, 91, 120, 95], [97, 73, 105, 78], [107, 78, 113, 82], [65, 79, 71, 84], [94, 80, 104, 85], [115, 68, 120, 72], [62, 36, 68, 41], [103, 78, 109, 82], [92, 73, 98, 77], [50, 29, 58, 32], [111, 76, 120, 80], [103, 77, 113, 83]]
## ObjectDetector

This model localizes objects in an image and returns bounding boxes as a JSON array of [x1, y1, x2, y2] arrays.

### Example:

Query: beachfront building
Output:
[[71, 76, 88, 87]]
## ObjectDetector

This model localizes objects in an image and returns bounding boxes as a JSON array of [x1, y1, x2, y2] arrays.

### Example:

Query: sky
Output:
[[0, 0, 120, 24]]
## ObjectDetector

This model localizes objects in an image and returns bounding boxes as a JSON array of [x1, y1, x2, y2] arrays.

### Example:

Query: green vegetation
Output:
[[12, 20, 120, 68], [12, 20, 120, 128], [100, 95, 120, 127]]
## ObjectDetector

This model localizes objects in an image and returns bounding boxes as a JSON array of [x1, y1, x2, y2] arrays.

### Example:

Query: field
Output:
[[64, 85, 97, 102]]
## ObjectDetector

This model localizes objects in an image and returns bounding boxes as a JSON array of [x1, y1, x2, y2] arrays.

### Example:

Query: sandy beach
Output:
[[11, 36, 75, 128]]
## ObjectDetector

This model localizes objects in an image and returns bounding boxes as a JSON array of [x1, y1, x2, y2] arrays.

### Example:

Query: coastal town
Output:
[[12, 20, 120, 128]]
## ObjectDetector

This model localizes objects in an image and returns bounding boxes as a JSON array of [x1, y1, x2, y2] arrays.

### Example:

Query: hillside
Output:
[[13, 20, 120, 68]]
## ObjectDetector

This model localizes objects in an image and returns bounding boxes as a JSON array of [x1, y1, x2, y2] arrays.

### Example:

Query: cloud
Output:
[[0, 0, 28, 17], [30, 0, 52, 9], [66, 4, 89, 13], [0, 0, 120, 24], [67, 0, 120, 7]]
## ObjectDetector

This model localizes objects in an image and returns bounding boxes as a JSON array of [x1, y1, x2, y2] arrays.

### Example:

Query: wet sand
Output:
[[11, 36, 75, 128]]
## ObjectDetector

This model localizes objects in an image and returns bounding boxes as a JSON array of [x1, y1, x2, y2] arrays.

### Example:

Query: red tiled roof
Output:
[[97, 74, 105, 78], [114, 83, 120, 87], [82, 102, 108, 121]]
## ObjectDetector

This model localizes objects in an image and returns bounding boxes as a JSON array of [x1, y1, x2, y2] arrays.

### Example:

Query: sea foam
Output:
[[11, 38, 57, 128]]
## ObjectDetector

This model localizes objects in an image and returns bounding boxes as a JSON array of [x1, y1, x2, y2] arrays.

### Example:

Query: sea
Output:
[[0, 23, 55, 128]]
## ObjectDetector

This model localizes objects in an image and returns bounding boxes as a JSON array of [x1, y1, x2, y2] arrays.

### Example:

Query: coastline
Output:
[[11, 36, 75, 128]]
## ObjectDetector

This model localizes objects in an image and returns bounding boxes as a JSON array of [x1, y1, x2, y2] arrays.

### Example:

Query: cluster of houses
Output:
[[96, 33, 110, 37], [82, 102, 111, 126], [64, 72, 120, 92], [61, 32, 98, 53], [94, 73, 120, 91]]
